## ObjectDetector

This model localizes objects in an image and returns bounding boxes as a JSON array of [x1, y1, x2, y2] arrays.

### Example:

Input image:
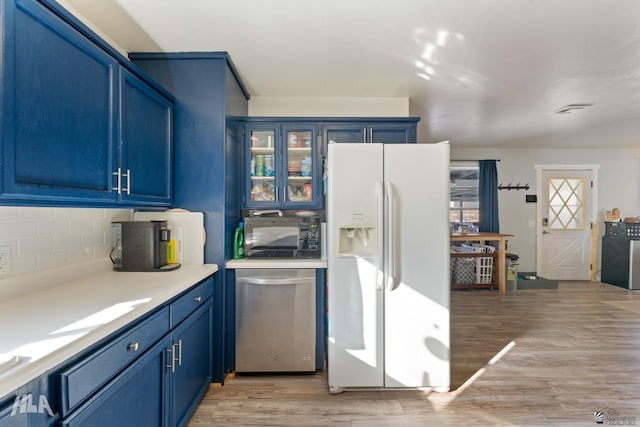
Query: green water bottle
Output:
[[233, 222, 245, 259]]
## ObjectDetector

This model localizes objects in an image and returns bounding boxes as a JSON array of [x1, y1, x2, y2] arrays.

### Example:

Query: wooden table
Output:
[[450, 232, 514, 294]]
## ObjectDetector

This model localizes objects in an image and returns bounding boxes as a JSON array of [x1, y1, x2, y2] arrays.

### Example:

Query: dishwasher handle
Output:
[[238, 277, 314, 286]]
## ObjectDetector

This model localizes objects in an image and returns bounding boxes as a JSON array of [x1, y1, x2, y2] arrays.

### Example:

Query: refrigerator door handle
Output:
[[385, 181, 397, 291], [376, 181, 384, 291]]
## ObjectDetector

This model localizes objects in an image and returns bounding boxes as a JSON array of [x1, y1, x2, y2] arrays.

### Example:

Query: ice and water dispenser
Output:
[[335, 211, 378, 257]]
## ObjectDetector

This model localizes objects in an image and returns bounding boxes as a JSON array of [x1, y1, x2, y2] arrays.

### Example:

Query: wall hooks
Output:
[[498, 183, 530, 191]]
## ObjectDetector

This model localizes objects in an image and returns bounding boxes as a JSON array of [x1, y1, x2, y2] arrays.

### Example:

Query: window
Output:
[[548, 177, 585, 230], [450, 163, 479, 229]]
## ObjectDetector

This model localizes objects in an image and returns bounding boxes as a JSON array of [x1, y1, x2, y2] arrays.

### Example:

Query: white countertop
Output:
[[0, 260, 218, 399], [225, 258, 327, 269]]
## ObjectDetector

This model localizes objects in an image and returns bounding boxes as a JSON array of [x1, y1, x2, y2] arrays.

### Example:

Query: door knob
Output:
[[542, 230, 551, 234]]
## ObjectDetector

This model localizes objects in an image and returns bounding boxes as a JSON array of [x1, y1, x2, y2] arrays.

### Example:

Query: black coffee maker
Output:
[[111, 220, 180, 272]]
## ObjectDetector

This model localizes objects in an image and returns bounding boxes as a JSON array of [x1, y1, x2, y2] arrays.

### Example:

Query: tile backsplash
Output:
[[0, 207, 132, 278]]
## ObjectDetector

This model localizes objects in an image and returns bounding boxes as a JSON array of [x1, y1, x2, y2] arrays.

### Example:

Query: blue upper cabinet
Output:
[[244, 123, 280, 208], [244, 122, 321, 209], [281, 124, 321, 209], [242, 117, 419, 210], [119, 67, 173, 206], [322, 118, 419, 156], [0, 0, 174, 207], [1, 0, 119, 204]]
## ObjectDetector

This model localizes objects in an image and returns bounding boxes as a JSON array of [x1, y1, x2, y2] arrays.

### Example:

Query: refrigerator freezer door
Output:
[[383, 143, 450, 389], [327, 144, 384, 389]]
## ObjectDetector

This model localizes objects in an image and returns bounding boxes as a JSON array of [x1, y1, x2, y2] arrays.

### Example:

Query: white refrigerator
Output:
[[327, 142, 450, 393]]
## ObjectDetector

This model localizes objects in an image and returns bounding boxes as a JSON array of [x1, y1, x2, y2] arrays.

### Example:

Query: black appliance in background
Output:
[[111, 220, 180, 271], [601, 235, 640, 290]]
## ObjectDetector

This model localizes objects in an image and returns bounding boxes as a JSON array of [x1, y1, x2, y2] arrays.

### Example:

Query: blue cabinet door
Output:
[[369, 123, 416, 143], [244, 122, 322, 209], [119, 67, 173, 206], [322, 120, 417, 156], [1, 0, 118, 203], [0, 394, 28, 427], [171, 301, 212, 427], [281, 123, 321, 209], [59, 336, 170, 427], [244, 123, 281, 208], [324, 123, 367, 145], [324, 122, 415, 145]]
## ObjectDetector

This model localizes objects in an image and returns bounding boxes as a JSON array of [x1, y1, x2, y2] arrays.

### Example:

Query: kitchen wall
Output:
[[451, 146, 640, 275], [0, 207, 132, 278]]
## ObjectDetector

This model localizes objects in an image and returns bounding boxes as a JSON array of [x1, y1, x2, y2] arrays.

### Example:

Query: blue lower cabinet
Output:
[[52, 276, 214, 427], [0, 376, 54, 427], [59, 336, 171, 427], [170, 301, 213, 427], [59, 308, 170, 416], [0, 393, 29, 427]]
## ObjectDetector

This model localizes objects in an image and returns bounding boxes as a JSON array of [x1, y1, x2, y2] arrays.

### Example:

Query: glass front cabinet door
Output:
[[245, 122, 321, 209]]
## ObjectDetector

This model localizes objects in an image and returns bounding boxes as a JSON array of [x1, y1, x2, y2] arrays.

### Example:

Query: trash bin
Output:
[[506, 253, 519, 291]]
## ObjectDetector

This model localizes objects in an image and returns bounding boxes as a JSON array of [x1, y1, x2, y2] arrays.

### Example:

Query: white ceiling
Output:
[[62, 0, 640, 149]]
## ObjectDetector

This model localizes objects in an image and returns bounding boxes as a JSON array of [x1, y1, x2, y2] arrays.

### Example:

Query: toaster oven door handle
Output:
[[238, 277, 313, 286], [252, 210, 283, 217]]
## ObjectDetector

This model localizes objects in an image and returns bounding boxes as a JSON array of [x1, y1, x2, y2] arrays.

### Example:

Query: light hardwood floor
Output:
[[189, 281, 640, 426]]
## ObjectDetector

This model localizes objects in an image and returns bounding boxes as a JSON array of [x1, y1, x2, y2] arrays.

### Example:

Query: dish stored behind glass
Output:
[[111, 220, 180, 271]]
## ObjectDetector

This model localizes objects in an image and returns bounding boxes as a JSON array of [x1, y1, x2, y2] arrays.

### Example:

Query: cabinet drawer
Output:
[[170, 277, 213, 328], [59, 307, 170, 416], [59, 336, 170, 427]]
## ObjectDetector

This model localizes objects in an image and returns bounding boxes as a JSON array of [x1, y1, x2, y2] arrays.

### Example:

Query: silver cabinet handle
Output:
[[176, 339, 182, 366], [112, 168, 122, 194], [166, 346, 175, 372], [122, 169, 131, 195], [127, 342, 139, 352], [369, 128, 373, 144], [363, 128, 366, 143], [194, 296, 202, 302]]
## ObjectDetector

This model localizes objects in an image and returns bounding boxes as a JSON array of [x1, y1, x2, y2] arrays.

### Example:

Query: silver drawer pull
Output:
[[112, 168, 121, 194], [127, 342, 139, 352], [194, 296, 202, 302], [176, 340, 182, 366], [166, 347, 175, 372]]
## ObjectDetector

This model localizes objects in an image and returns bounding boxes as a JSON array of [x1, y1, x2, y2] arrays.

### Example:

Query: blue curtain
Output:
[[479, 160, 499, 232]]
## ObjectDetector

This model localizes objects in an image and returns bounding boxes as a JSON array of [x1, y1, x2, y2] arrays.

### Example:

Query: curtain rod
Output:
[[450, 159, 501, 162]]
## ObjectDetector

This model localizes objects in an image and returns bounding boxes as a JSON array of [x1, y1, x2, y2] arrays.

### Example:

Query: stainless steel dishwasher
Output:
[[235, 268, 316, 372]]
